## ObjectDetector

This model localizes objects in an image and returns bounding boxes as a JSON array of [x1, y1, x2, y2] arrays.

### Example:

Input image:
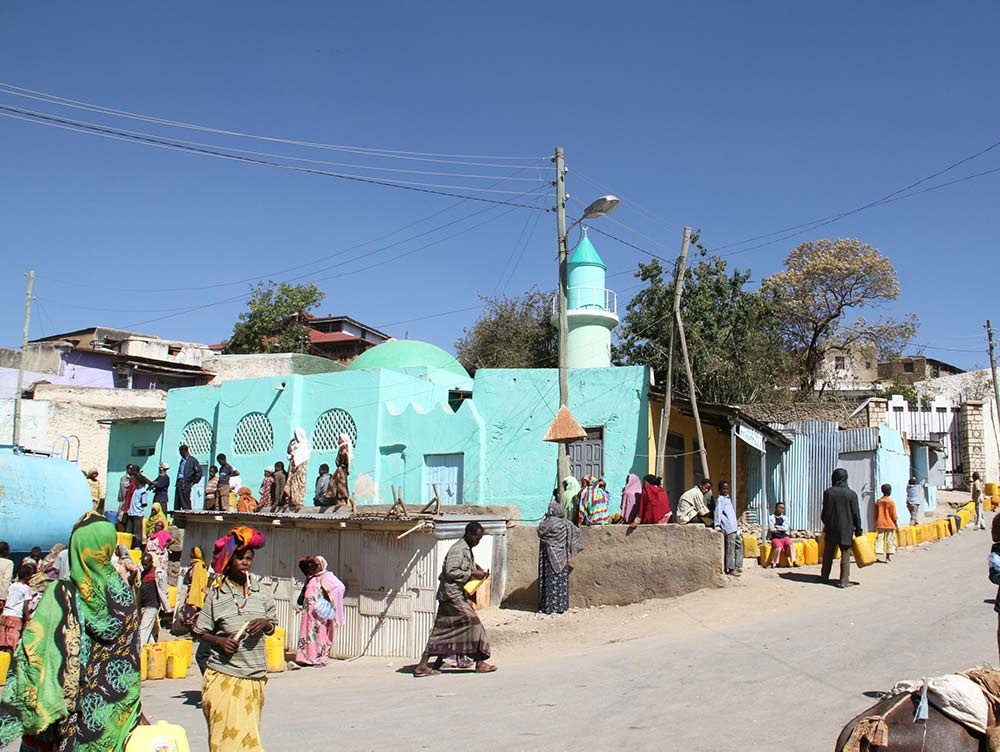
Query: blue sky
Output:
[[1, 1, 997, 369]]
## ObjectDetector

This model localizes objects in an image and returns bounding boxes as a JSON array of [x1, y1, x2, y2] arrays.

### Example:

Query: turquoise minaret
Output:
[[565, 229, 618, 367]]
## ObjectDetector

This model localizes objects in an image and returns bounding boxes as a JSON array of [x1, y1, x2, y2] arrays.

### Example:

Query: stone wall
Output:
[[503, 523, 723, 610], [959, 401, 987, 489]]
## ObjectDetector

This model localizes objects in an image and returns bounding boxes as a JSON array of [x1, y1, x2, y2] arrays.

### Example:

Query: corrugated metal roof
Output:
[[838, 427, 878, 454]]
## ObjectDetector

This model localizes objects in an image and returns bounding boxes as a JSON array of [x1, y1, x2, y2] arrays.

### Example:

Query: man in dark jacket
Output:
[[820, 467, 863, 588], [174, 444, 203, 512]]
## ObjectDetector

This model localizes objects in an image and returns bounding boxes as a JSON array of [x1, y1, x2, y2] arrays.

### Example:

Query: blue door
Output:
[[569, 427, 604, 480], [423, 454, 464, 505]]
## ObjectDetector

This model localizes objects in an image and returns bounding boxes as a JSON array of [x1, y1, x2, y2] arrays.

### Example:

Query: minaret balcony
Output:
[[551, 288, 619, 324]]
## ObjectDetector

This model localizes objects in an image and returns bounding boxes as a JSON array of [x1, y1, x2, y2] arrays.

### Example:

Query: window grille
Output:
[[232, 412, 275, 455], [180, 419, 214, 456], [312, 408, 358, 451]]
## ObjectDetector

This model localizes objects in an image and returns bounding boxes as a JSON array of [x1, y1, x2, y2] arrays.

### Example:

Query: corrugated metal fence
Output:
[[769, 421, 839, 532]]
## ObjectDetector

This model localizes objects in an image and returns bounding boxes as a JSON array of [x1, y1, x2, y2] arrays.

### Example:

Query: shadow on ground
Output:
[[174, 690, 201, 708]]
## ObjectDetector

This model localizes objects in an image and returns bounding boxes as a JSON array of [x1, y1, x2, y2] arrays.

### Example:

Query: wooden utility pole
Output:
[[12, 269, 35, 447], [987, 320, 1000, 467], [655, 227, 689, 478], [675, 262, 710, 482], [554, 147, 571, 482]]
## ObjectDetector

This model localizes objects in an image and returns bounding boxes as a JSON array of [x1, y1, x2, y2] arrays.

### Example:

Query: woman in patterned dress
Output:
[[537, 500, 583, 614], [0, 512, 142, 751], [284, 428, 311, 512], [294, 556, 345, 666]]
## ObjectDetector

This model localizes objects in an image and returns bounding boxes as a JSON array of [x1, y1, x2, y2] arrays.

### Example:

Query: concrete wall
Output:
[[503, 523, 723, 609], [204, 353, 345, 384], [0, 350, 116, 398], [0, 344, 64, 372], [8, 386, 168, 499]]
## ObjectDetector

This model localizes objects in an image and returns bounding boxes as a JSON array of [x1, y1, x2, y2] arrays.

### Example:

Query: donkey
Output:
[[836, 691, 986, 752]]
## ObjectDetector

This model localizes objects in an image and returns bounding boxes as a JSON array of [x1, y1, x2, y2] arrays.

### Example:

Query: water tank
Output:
[[0, 447, 93, 555]]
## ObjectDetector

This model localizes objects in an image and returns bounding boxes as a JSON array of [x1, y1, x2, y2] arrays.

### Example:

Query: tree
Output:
[[614, 256, 791, 404], [761, 238, 918, 394], [226, 281, 325, 354], [455, 287, 557, 372]]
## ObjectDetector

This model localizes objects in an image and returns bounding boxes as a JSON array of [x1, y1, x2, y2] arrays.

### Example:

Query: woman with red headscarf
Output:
[[193, 527, 276, 752], [634, 474, 672, 525]]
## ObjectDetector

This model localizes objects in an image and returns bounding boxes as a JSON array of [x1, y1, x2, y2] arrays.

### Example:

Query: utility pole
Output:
[[988, 320, 1000, 469], [655, 227, 690, 478], [673, 238, 711, 481], [12, 269, 35, 447], [554, 147, 571, 482]]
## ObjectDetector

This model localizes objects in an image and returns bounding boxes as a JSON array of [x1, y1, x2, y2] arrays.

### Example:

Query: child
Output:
[[0, 565, 34, 651], [766, 502, 796, 568], [874, 483, 898, 563], [713, 480, 743, 576]]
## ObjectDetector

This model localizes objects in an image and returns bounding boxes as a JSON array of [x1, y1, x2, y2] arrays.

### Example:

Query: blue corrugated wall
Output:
[[767, 421, 839, 532]]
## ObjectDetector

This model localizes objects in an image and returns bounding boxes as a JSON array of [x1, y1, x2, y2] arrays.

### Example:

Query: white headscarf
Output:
[[289, 426, 311, 467], [338, 433, 354, 463]]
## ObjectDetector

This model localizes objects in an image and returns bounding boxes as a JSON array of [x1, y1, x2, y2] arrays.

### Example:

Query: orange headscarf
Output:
[[236, 487, 257, 513], [211, 527, 266, 588]]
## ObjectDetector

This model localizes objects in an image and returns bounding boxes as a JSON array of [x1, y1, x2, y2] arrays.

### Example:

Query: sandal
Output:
[[474, 663, 497, 674], [414, 668, 441, 677]]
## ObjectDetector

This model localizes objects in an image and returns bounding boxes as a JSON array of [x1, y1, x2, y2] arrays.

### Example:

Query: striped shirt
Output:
[[195, 573, 277, 679]]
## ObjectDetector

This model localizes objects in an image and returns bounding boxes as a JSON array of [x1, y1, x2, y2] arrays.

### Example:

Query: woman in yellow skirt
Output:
[[193, 527, 276, 752]]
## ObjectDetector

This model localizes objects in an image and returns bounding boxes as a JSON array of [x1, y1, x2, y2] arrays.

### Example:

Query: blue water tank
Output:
[[0, 447, 93, 555]]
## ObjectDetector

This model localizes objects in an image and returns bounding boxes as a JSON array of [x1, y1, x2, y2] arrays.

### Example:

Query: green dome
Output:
[[348, 339, 470, 378]]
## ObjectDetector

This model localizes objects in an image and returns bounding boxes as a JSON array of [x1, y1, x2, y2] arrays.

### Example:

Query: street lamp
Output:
[[553, 147, 620, 482]]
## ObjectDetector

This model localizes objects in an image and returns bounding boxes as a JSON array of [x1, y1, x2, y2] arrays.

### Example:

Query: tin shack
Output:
[[172, 510, 508, 659]]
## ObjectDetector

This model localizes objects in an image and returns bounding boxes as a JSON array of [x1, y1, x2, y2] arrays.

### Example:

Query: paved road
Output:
[[142, 523, 996, 751]]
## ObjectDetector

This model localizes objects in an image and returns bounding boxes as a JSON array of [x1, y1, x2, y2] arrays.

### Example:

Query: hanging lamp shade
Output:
[[543, 405, 587, 443]]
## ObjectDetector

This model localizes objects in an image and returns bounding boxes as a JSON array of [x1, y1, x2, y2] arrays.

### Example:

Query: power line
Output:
[[0, 104, 553, 206], [585, 226, 672, 263], [710, 135, 1000, 256], [118, 203, 523, 329], [0, 81, 546, 166], [0, 95, 547, 182], [572, 170, 685, 234]]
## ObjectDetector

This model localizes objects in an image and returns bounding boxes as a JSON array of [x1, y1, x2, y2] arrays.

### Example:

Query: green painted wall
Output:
[[156, 362, 649, 520], [472, 365, 649, 522]]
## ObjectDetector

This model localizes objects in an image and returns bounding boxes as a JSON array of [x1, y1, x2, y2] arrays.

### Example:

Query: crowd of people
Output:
[[112, 429, 355, 528]]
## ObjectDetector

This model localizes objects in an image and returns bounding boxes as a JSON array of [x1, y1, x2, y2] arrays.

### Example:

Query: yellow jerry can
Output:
[[125, 720, 191, 752]]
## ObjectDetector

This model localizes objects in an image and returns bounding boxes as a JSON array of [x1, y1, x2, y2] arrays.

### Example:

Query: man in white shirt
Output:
[[676, 479, 713, 525]]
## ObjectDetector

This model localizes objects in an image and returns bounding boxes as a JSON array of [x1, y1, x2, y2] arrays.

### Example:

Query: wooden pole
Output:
[[655, 228, 690, 478], [12, 269, 35, 447]]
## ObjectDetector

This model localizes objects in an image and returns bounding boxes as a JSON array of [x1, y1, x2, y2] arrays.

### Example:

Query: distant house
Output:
[[812, 344, 879, 395], [300, 313, 391, 365], [0, 327, 214, 398], [878, 356, 964, 385]]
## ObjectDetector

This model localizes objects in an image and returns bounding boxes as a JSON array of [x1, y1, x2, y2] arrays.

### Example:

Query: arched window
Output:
[[312, 408, 358, 451], [232, 412, 275, 455], [180, 418, 214, 457]]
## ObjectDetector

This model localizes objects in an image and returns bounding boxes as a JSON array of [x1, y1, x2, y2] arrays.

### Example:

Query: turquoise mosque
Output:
[[136, 235, 648, 522]]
